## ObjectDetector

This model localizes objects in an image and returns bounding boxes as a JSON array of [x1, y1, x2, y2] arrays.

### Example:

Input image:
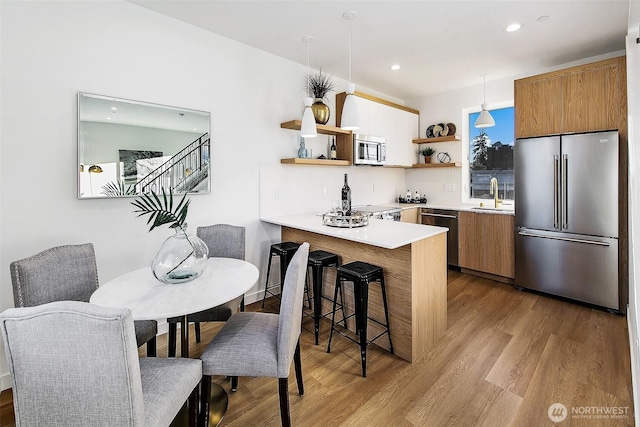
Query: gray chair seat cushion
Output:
[[200, 312, 279, 378], [140, 358, 202, 427], [134, 320, 158, 348]]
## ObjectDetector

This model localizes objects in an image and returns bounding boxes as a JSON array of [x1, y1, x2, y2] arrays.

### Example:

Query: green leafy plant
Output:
[[102, 181, 136, 197], [307, 69, 336, 101], [420, 147, 436, 157], [131, 188, 190, 232]]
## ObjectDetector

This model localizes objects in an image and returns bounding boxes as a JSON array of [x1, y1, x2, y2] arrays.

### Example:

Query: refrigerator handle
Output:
[[518, 231, 610, 247], [553, 155, 559, 229], [562, 154, 568, 229]]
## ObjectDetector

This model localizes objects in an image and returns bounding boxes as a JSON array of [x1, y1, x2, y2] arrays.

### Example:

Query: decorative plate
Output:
[[437, 152, 451, 164], [446, 123, 456, 136], [437, 123, 448, 137], [433, 124, 444, 137], [426, 125, 435, 138]]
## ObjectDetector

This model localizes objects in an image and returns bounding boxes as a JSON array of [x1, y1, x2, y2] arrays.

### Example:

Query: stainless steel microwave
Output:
[[353, 134, 386, 165]]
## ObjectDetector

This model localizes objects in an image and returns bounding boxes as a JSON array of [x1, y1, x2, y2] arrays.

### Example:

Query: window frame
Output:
[[461, 100, 515, 205]]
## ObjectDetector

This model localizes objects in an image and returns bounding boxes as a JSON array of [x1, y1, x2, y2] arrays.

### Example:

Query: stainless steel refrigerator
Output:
[[514, 130, 620, 311]]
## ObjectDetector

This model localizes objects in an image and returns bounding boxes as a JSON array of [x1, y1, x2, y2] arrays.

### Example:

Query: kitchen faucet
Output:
[[490, 177, 502, 208]]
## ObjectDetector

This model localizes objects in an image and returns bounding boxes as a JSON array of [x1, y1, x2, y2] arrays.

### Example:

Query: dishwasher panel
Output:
[[421, 208, 458, 266]]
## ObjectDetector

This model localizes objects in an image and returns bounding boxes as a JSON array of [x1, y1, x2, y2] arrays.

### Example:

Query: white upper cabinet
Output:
[[337, 92, 419, 167]]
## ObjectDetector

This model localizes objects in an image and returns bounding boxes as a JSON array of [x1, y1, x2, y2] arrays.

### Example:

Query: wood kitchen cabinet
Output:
[[514, 56, 626, 138], [459, 211, 515, 280], [400, 207, 419, 224]]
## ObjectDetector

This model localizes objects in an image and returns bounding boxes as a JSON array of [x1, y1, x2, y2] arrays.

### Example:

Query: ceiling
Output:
[[129, 0, 630, 100]]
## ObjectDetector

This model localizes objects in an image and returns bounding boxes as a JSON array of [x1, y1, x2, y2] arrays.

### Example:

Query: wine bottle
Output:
[[330, 137, 337, 160], [341, 173, 351, 216]]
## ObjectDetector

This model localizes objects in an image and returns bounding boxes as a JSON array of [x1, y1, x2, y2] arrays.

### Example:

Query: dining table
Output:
[[90, 257, 259, 425]]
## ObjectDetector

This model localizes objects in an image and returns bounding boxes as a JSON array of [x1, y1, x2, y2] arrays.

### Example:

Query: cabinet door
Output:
[[515, 75, 562, 138], [458, 211, 484, 271], [561, 60, 620, 133], [484, 214, 515, 278], [400, 207, 419, 224]]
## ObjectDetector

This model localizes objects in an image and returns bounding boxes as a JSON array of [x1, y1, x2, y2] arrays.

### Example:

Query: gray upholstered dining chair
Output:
[[167, 224, 246, 357], [9, 243, 158, 356], [0, 300, 202, 427], [199, 242, 309, 427]]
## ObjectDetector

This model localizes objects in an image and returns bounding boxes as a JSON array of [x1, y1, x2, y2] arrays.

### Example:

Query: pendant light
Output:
[[474, 75, 495, 128], [300, 36, 317, 138], [340, 11, 360, 131]]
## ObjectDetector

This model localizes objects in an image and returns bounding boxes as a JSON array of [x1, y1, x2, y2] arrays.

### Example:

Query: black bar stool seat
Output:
[[262, 242, 301, 308], [327, 260, 394, 377], [306, 250, 340, 345]]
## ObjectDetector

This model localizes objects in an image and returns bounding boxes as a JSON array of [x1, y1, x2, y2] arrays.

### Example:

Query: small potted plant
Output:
[[420, 147, 436, 163], [307, 69, 336, 124]]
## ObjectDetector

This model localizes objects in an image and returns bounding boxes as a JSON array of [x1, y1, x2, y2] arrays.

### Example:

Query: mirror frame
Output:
[[77, 92, 211, 199]]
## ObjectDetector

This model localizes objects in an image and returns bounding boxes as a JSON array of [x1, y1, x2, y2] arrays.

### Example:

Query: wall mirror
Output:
[[78, 92, 211, 199]]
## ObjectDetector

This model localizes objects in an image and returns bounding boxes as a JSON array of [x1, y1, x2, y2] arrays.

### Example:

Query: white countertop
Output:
[[262, 214, 447, 249], [379, 202, 515, 215]]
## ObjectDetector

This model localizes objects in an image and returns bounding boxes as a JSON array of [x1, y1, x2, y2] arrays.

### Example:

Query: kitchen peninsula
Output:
[[262, 214, 448, 362]]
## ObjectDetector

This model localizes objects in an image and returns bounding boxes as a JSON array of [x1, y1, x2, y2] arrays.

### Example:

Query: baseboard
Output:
[[460, 268, 515, 285], [1, 372, 11, 392], [627, 304, 639, 427]]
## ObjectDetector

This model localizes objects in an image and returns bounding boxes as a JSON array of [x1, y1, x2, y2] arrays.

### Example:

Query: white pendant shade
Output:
[[474, 104, 495, 128], [341, 82, 360, 131], [300, 97, 317, 138]]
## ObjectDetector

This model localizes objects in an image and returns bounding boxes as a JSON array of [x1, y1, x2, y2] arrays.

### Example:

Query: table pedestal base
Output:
[[207, 383, 229, 427]]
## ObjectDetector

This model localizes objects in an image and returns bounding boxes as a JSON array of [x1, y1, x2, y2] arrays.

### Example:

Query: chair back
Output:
[[10, 243, 98, 308], [197, 224, 245, 260], [276, 242, 309, 377], [0, 300, 145, 426]]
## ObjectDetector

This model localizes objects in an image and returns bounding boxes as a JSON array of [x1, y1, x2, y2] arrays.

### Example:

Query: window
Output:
[[468, 106, 515, 201]]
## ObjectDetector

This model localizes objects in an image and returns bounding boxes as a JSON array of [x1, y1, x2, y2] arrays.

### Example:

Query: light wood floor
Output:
[[1, 270, 634, 426]]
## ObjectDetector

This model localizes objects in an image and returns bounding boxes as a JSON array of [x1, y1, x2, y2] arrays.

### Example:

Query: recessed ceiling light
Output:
[[110, 107, 118, 111], [537, 15, 549, 22], [390, 64, 401, 71], [506, 23, 522, 32], [106, 117, 112, 120]]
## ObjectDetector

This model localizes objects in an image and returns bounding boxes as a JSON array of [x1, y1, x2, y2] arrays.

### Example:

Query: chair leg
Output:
[[146, 336, 157, 357], [278, 377, 292, 427], [195, 322, 201, 343], [188, 383, 199, 427], [168, 322, 177, 358], [230, 376, 239, 392], [199, 375, 211, 427], [326, 276, 341, 353], [262, 252, 274, 308], [293, 339, 304, 396], [240, 296, 245, 312]]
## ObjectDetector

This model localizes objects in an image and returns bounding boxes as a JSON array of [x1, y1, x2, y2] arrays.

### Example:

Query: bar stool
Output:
[[261, 242, 300, 308], [327, 261, 394, 377], [307, 250, 341, 345]]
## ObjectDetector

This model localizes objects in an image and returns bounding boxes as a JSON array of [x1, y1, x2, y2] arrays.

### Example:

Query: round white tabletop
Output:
[[90, 258, 259, 321]]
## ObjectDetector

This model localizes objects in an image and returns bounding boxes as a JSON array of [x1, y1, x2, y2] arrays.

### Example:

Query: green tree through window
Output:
[[468, 106, 515, 200]]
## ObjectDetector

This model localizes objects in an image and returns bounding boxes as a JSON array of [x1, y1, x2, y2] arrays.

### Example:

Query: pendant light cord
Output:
[[348, 29, 352, 83], [483, 75, 486, 104], [307, 40, 310, 97]]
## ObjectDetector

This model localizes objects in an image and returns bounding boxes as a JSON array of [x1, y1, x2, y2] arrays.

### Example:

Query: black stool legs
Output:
[[327, 261, 393, 377], [262, 242, 300, 308]]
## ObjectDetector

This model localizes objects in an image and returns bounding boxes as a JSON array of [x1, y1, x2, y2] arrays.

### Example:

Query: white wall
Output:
[[625, 1, 640, 424], [0, 0, 407, 391]]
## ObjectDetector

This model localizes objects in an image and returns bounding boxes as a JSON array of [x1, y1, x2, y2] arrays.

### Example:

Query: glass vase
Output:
[[151, 223, 209, 284]]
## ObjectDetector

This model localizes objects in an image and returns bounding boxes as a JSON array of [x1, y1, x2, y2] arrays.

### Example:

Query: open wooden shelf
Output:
[[412, 135, 461, 144], [411, 162, 462, 168], [280, 158, 350, 166], [280, 120, 352, 136]]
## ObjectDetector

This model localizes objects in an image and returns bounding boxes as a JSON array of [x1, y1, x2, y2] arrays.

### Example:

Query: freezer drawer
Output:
[[515, 228, 619, 310]]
